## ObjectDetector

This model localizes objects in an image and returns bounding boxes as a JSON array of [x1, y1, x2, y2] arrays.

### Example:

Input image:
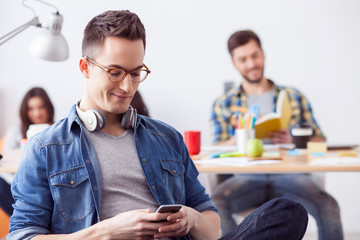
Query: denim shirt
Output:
[[8, 105, 217, 240]]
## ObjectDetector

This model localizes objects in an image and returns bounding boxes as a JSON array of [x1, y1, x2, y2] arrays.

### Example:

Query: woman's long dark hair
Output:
[[19, 87, 55, 138], [131, 91, 150, 117]]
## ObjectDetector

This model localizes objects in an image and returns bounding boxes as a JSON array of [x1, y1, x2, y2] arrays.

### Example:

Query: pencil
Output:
[[241, 114, 245, 129], [232, 115, 237, 129], [250, 117, 256, 129]]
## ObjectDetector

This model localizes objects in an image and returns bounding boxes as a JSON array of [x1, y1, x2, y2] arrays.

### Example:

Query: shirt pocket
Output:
[[160, 159, 185, 203], [50, 166, 95, 220]]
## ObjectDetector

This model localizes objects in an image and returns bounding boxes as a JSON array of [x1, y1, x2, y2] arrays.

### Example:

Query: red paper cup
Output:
[[184, 131, 201, 155]]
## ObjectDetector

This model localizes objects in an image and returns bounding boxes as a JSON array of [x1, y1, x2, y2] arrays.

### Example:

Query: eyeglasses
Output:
[[84, 56, 151, 83]]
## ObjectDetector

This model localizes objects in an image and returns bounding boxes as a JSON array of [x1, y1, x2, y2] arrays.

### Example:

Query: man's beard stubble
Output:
[[241, 67, 264, 84]]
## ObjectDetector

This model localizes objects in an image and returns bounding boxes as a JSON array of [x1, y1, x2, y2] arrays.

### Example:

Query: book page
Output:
[[278, 90, 292, 128]]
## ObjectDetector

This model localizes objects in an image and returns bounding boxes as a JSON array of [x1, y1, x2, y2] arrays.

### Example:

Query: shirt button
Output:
[[142, 158, 147, 163], [70, 181, 75, 185], [173, 170, 176, 174], [86, 160, 90, 163], [152, 186, 155, 189], [94, 187, 97, 191]]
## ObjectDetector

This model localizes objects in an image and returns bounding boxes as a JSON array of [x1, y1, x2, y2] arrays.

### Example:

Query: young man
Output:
[[210, 30, 343, 240], [9, 12, 307, 240]]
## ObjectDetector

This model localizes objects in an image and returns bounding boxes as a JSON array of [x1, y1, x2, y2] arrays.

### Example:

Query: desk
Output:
[[194, 149, 360, 173], [2, 147, 360, 174], [0, 149, 22, 173]]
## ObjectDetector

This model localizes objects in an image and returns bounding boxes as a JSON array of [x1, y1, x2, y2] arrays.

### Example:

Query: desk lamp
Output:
[[0, 0, 69, 61]]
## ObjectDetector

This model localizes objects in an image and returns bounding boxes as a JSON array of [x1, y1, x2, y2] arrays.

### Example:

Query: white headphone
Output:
[[76, 100, 137, 131]]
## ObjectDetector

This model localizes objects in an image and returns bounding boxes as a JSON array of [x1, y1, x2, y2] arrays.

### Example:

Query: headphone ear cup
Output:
[[76, 101, 106, 131], [121, 106, 137, 129], [131, 108, 137, 128], [76, 103, 97, 131], [92, 109, 106, 130], [81, 111, 98, 131]]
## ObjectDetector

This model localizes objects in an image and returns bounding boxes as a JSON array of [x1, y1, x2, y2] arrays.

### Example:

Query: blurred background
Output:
[[1, 0, 359, 237]]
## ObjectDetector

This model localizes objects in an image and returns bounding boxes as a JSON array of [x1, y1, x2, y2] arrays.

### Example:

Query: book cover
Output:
[[254, 90, 292, 139]]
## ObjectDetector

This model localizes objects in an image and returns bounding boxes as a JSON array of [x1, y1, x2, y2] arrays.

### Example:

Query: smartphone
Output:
[[155, 204, 182, 213]]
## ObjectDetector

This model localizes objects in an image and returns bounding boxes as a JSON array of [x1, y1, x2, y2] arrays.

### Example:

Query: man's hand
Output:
[[268, 128, 292, 144], [33, 208, 175, 240], [33, 207, 220, 240], [154, 206, 197, 239], [102, 208, 175, 239]]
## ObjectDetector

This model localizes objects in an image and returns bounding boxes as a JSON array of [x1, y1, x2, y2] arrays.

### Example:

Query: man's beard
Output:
[[241, 67, 264, 84]]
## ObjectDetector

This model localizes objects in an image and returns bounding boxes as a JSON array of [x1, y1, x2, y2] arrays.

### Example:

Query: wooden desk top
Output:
[[194, 149, 360, 173]]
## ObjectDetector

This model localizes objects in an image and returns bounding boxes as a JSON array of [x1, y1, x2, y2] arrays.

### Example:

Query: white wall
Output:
[[1, 0, 360, 233]]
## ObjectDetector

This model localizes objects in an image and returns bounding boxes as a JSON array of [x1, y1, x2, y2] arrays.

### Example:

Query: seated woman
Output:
[[0, 87, 54, 216]]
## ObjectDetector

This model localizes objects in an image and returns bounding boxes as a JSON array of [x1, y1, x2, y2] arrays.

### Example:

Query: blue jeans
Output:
[[212, 174, 343, 240], [220, 197, 308, 240], [0, 177, 14, 216]]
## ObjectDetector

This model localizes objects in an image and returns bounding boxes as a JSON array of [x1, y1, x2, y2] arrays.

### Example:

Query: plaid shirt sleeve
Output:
[[210, 89, 246, 144], [285, 87, 326, 139], [210, 97, 233, 144]]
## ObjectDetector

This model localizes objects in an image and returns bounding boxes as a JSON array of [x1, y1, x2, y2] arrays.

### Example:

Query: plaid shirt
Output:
[[210, 81, 325, 144]]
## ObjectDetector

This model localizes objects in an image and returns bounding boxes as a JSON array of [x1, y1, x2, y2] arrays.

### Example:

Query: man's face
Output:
[[231, 39, 265, 84], [85, 37, 145, 115]]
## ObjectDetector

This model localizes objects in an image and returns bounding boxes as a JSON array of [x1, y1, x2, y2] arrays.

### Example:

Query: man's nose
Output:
[[118, 73, 133, 92], [246, 58, 256, 68]]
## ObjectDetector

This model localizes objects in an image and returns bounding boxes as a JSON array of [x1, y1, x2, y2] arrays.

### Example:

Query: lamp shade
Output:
[[29, 12, 69, 61], [29, 31, 69, 61]]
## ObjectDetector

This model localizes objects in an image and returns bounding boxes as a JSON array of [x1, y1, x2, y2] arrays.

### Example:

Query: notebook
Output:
[[254, 90, 292, 139]]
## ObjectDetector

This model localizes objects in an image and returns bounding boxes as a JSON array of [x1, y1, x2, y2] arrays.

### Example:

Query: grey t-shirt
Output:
[[246, 87, 276, 115], [246, 87, 276, 144], [86, 129, 159, 220]]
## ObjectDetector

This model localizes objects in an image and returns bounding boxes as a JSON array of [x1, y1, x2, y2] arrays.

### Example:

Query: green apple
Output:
[[246, 138, 264, 157]]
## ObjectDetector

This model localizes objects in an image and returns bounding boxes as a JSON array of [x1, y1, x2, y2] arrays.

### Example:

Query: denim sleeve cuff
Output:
[[193, 200, 219, 214], [7, 226, 49, 240]]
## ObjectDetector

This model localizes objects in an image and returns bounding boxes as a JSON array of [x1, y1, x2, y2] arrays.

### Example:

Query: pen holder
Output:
[[236, 129, 255, 154]]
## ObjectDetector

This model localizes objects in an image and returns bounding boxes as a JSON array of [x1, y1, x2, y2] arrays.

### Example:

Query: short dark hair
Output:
[[20, 87, 55, 138], [82, 10, 146, 58], [227, 30, 262, 55]]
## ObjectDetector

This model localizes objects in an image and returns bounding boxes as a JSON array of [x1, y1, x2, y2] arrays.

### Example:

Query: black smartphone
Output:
[[155, 204, 182, 213]]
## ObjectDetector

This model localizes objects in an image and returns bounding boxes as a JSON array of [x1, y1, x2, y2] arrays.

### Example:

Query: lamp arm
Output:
[[0, 17, 40, 45], [23, 0, 59, 14]]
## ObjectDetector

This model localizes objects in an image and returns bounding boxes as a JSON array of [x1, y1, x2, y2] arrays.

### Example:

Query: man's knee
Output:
[[265, 197, 308, 226]]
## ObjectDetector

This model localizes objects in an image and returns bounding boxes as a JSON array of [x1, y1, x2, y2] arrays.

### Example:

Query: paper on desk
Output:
[[201, 145, 237, 152], [195, 157, 280, 167], [310, 157, 360, 165], [201, 144, 294, 152], [263, 143, 295, 150]]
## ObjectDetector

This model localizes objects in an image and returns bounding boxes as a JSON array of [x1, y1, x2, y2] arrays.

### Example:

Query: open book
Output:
[[254, 90, 292, 139]]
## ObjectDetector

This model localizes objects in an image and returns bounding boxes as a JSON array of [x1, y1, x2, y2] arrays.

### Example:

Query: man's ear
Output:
[[79, 58, 90, 79]]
